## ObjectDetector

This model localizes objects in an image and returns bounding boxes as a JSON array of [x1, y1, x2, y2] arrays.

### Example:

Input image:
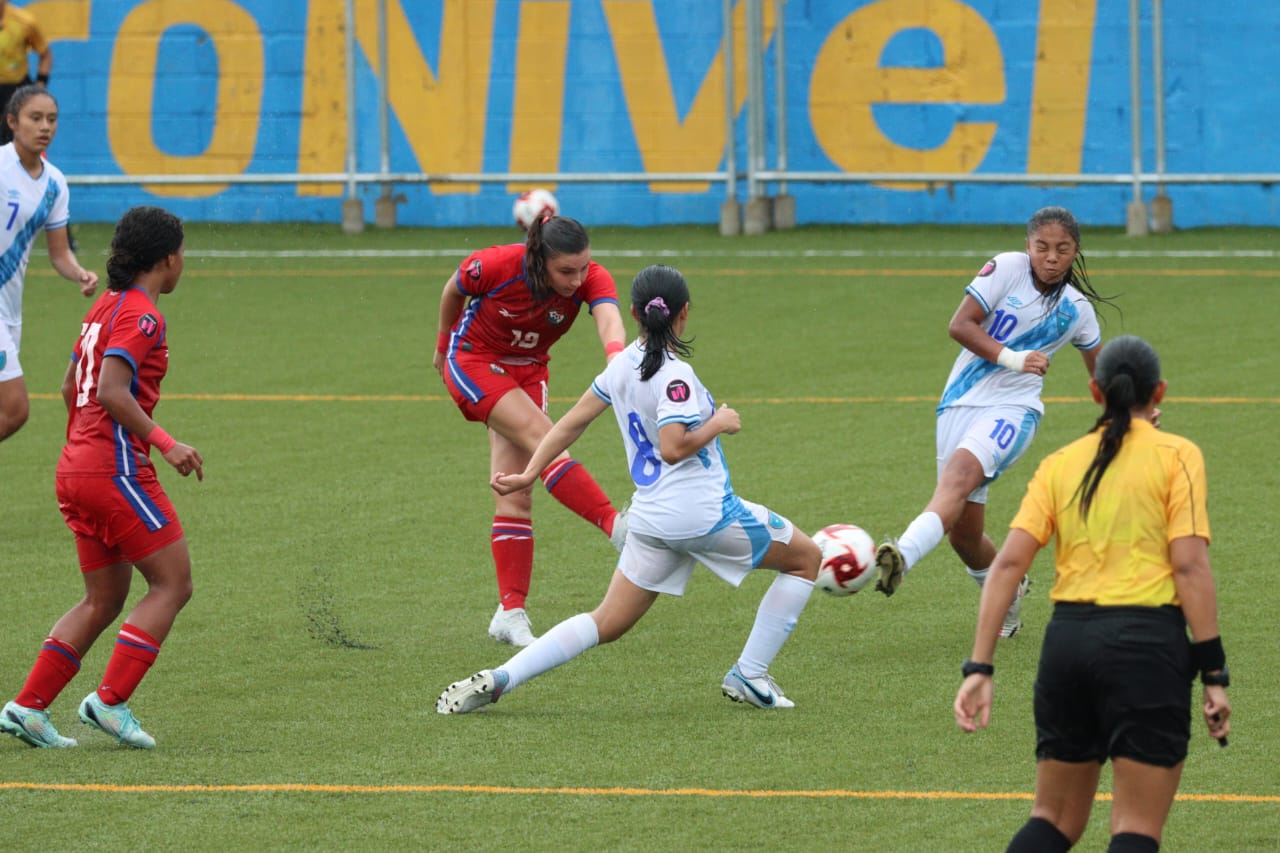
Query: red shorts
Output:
[[56, 473, 185, 572], [442, 353, 549, 423]]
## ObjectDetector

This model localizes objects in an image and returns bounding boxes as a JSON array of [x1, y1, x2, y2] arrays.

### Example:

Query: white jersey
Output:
[[937, 252, 1100, 416], [0, 142, 71, 327], [591, 340, 738, 539]]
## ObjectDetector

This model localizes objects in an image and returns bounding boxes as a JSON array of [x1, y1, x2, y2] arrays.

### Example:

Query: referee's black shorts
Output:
[[1034, 602, 1193, 767]]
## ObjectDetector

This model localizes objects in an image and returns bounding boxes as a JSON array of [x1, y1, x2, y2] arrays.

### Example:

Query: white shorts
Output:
[[617, 498, 795, 597], [0, 323, 22, 382], [936, 405, 1041, 504]]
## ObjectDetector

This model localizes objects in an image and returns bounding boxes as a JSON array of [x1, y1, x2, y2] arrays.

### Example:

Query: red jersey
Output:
[[58, 287, 168, 477], [447, 243, 617, 365]]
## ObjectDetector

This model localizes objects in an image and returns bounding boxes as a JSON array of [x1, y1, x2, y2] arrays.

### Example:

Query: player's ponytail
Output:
[[630, 265, 692, 381], [525, 215, 589, 297], [107, 206, 184, 291], [1074, 335, 1161, 516]]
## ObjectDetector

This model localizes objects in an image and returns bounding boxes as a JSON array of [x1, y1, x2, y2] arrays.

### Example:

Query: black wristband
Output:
[[1201, 665, 1230, 687], [35, 73, 49, 86], [961, 659, 994, 678], [1190, 636, 1226, 676]]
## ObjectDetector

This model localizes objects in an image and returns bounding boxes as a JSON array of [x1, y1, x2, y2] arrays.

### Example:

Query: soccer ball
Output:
[[512, 188, 560, 230], [812, 523, 877, 596]]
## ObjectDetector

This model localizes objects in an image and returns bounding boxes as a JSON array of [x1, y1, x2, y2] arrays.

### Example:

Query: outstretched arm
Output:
[[954, 528, 1039, 732], [491, 389, 610, 495]]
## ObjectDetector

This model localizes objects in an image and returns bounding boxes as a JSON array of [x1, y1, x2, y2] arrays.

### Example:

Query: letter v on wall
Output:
[[299, 0, 496, 196], [602, 0, 774, 193]]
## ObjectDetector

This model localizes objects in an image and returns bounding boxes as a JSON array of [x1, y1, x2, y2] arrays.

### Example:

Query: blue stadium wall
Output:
[[28, 0, 1280, 227]]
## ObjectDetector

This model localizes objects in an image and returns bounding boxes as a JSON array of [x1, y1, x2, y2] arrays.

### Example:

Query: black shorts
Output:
[[1034, 603, 1193, 768]]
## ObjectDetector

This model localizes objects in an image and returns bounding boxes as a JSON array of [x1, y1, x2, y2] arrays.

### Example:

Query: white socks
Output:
[[736, 572, 814, 678], [898, 511, 945, 572], [498, 612, 599, 693]]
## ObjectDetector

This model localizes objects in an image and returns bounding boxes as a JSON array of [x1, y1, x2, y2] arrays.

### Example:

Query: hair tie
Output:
[[645, 297, 670, 317]]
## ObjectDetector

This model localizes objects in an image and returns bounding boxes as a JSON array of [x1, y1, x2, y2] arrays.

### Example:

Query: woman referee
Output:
[[953, 335, 1230, 853]]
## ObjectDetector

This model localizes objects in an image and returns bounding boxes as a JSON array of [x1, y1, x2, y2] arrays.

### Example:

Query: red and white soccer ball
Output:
[[812, 523, 877, 596], [513, 188, 560, 230]]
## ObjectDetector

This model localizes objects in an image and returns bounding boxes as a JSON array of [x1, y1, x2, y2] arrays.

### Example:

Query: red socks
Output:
[[540, 459, 617, 535], [15, 637, 81, 710], [97, 624, 161, 705], [491, 516, 533, 610]]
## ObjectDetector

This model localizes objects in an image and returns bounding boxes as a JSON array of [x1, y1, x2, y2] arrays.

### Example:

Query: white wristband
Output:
[[996, 347, 1029, 372]]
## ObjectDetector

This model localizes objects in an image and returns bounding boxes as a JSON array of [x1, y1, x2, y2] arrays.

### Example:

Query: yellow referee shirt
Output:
[[1011, 419, 1211, 607], [0, 5, 46, 85]]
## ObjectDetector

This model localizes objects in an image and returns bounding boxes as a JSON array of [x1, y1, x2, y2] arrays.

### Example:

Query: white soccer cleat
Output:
[[78, 692, 155, 749], [0, 700, 78, 748], [608, 505, 629, 553], [1000, 576, 1032, 638], [874, 538, 905, 596], [437, 670, 509, 715], [721, 665, 795, 709], [488, 605, 536, 647]]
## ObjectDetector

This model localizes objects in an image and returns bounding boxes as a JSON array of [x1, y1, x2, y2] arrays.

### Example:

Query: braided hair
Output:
[[630, 265, 692, 381], [524, 215, 589, 297], [1073, 335, 1162, 517], [106, 206, 184, 291], [1025, 206, 1118, 318]]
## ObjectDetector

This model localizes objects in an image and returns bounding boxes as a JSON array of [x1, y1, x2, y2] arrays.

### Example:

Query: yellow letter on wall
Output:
[[1028, 0, 1096, 174], [300, 0, 496, 196], [809, 0, 1004, 185], [603, 0, 774, 193], [508, 1, 569, 193], [108, 0, 263, 197]]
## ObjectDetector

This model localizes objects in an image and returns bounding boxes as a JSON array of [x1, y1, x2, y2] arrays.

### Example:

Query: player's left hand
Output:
[[491, 471, 534, 496]]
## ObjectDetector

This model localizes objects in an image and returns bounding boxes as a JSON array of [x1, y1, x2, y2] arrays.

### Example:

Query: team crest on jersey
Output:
[[489, 363, 507, 375], [467, 259, 483, 280], [978, 259, 997, 277], [665, 379, 691, 402], [137, 313, 160, 337], [546, 310, 566, 326]]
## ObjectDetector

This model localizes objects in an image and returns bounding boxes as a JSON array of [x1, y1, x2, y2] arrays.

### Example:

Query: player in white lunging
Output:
[[438, 264, 820, 714], [875, 207, 1113, 638]]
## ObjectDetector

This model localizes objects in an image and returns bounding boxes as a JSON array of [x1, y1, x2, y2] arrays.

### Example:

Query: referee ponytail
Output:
[[1075, 335, 1162, 516], [630, 265, 692, 381]]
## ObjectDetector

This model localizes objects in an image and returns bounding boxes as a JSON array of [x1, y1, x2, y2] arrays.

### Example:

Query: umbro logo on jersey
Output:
[[978, 259, 997, 277], [1007, 295, 1024, 307], [138, 313, 159, 337], [498, 308, 518, 318]]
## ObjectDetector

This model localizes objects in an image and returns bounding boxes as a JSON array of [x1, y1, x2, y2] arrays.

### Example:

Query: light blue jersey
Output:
[[937, 252, 1100, 416], [591, 340, 739, 540], [0, 142, 70, 328]]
